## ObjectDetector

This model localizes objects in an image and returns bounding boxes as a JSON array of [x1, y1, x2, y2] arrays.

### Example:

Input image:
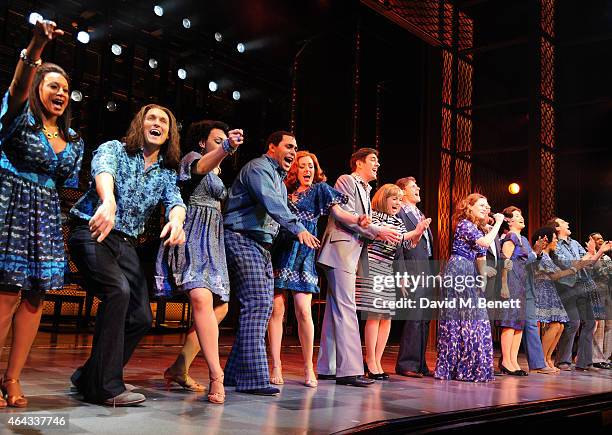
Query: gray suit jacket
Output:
[[317, 174, 380, 274]]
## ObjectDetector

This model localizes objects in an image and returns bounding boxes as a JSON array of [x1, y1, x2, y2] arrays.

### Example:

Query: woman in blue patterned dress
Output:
[[0, 21, 83, 408], [434, 193, 504, 382], [530, 226, 570, 373], [498, 206, 530, 375], [268, 151, 369, 387], [156, 120, 243, 404]]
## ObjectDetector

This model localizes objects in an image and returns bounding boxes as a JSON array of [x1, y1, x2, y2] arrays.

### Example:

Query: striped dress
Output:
[[356, 211, 408, 317]]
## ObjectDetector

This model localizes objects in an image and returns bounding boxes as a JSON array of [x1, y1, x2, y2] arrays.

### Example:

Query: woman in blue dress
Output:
[[498, 206, 530, 375], [434, 193, 504, 382], [531, 226, 570, 373], [0, 21, 83, 407], [268, 151, 369, 387], [156, 120, 243, 404]]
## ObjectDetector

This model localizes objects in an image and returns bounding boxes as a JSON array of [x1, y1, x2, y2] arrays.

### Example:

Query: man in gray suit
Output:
[[317, 148, 402, 387]]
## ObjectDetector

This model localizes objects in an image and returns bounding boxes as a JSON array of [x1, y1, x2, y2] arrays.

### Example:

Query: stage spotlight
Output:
[[236, 43, 245, 53], [111, 44, 122, 56], [182, 18, 191, 29], [154, 5, 164, 17], [148, 58, 158, 69], [77, 31, 90, 44], [177, 122, 183, 132], [177, 68, 187, 80], [70, 90, 83, 102], [508, 183, 520, 195], [106, 101, 118, 112], [232, 91, 241, 101], [208, 81, 218, 92], [214, 32, 223, 42], [28, 12, 43, 25]]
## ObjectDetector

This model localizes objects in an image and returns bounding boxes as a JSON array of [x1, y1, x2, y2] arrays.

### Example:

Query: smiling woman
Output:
[[0, 20, 83, 409]]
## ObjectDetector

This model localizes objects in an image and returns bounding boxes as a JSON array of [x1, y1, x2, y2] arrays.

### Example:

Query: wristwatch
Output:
[[20, 49, 42, 68]]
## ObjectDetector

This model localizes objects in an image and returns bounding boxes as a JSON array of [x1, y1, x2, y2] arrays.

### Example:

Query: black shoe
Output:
[[336, 375, 375, 387], [592, 362, 612, 369], [317, 374, 336, 380], [499, 364, 523, 376], [366, 372, 386, 380], [237, 387, 280, 396], [517, 369, 529, 376], [421, 369, 434, 377], [396, 369, 423, 378], [380, 372, 390, 380]]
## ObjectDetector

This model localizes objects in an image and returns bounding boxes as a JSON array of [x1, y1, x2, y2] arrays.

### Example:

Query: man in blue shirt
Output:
[[69, 105, 186, 406], [223, 130, 319, 395]]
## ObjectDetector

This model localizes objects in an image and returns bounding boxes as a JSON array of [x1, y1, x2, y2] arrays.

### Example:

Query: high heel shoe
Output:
[[304, 367, 318, 388], [207, 374, 225, 404], [163, 368, 206, 392], [499, 364, 522, 376], [270, 366, 284, 385], [1, 378, 28, 408]]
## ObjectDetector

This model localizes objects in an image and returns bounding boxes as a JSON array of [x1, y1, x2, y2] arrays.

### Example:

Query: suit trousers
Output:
[[556, 282, 596, 368], [317, 266, 364, 377], [396, 320, 431, 373], [68, 224, 153, 403]]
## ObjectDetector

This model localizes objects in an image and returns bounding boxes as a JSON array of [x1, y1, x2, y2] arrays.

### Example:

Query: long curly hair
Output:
[[452, 193, 488, 233], [123, 104, 180, 171], [285, 151, 327, 193], [28, 63, 79, 142]]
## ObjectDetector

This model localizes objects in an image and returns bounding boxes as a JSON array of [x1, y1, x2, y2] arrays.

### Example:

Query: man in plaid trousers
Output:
[[223, 131, 320, 395]]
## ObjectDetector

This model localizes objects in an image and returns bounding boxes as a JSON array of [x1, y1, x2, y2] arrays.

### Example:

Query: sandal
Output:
[[164, 368, 206, 392], [304, 367, 318, 388], [270, 366, 284, 385], [207, 374, 225, 404], [1, 377, 28, 408]]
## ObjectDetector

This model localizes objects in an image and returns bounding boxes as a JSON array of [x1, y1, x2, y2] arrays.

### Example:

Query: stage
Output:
[[1, 332, 611, 434]]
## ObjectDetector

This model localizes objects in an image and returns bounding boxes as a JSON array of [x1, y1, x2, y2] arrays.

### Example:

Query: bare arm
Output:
[[476, 214, 504, 248], [88, 173, 116, 242], [192, 129, 244, 175], [5, 20, 64, 124]]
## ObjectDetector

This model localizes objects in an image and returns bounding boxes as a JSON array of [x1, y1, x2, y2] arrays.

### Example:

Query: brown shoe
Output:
[[396, 370, 423, 378], [103, 391, 146, 407]]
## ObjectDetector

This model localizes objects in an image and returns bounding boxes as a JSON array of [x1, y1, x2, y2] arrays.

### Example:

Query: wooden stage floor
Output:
[[0, 331, 611, 434]]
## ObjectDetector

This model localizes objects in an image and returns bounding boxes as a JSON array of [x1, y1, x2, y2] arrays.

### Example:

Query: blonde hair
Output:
[[371, 184, 403, 215]]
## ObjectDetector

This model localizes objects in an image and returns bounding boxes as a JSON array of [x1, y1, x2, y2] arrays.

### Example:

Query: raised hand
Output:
[[227, 129, 244, 150], [32, 19, 64, 46], [533, 235, 548, 255], [493, 213, 504, 224]]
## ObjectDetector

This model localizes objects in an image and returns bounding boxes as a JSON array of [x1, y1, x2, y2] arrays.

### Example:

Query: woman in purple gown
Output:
[[434, 193, 504, 382]]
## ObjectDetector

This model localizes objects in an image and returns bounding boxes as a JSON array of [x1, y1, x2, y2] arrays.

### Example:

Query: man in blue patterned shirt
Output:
[[69, 104, 186, 406], [223, 130, 319, 395]]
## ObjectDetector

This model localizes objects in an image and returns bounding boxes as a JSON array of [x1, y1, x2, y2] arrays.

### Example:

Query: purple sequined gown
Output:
[[434, 219, 495, 382]]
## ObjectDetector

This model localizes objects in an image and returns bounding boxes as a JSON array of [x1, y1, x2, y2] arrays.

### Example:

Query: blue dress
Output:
[[154, 152, 230, 301], [498, 233, 530, 330], [272, 182, 347, 293], [0, 91, 83, 305], [434, 219, 494, 382], [534, 253, 569, 323]]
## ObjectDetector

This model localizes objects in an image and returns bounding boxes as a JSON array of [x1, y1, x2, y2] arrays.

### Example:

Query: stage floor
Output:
[[1, 331, 611, 434]]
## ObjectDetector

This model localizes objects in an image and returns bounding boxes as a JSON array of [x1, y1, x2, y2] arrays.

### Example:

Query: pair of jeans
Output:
[[68, 224, 152, 402]]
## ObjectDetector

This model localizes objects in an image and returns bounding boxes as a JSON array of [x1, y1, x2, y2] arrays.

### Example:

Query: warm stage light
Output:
[[177, 69, 187, 80], [111, 44, 122, 56], [232, 91, 241, 101], [508, 183, 520, 195], [148, 58, 158, 69], [154, 6, 164, 17], [208, 81, 218, 92]]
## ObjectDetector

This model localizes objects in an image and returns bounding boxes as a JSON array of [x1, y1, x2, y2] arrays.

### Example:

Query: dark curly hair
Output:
[[184, 119, 229, 154]]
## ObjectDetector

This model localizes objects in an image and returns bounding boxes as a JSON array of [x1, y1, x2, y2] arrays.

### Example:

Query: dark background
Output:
[[1, 0, 610, 240]]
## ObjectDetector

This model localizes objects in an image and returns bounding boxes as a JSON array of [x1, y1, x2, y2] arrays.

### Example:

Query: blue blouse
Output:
[[71, 140, 185, 238]]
